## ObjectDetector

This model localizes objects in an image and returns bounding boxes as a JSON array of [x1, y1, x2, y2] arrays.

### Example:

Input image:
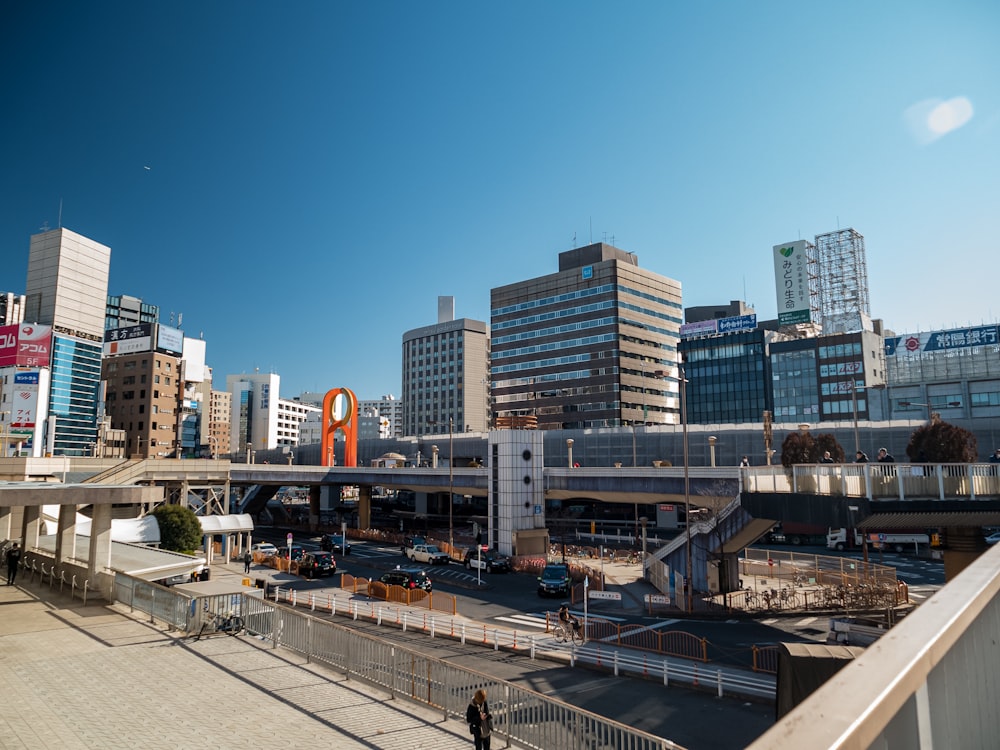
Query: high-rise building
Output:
[[24, 228, 110, 454], [102, 350, 182, 458], [0, 292, 25, 326], [106, 294, 159, 330], [490, 243, 683, 430], [358, 395, 404, 438], [226, 371, 319, 453], [402, 298, 489, 437]]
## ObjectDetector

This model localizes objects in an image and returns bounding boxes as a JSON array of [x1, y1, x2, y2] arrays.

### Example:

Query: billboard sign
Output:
[[104, 323, 153, 356], [0, 324, 52, 367], [11, 371, 40, 429], [773, 241, 812, 326], [155, 324, 184, 355], [680, 319, 718, 338], [885, 325, 1000, 357], [718, 313, 757, 334]]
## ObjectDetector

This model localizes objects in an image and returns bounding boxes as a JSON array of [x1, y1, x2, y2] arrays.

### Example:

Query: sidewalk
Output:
[[0, 577, 478, 749]]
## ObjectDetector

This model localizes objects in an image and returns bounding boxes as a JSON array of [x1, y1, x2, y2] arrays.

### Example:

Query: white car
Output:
[[408, 544, 450, 565], [251, 542, 278, 556]]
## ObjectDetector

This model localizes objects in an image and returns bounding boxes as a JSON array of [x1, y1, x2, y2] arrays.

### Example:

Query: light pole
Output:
[[899, 399, 959, 425], [448, 416, 454, 554]]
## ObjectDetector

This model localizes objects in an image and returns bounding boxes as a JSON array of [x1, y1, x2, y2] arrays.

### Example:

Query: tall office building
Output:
[[0, 292, 26, 326], [401, 297, 489, 437], [490, 243, 683, 431], [24, 228, 110, 454]]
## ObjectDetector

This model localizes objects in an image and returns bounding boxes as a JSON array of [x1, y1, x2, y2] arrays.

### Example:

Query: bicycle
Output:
[[194, 611, 245, 640], [553, 620, 583, 644]]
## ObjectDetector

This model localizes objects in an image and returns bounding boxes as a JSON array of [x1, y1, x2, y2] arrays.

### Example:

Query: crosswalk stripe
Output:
[[761, 618, 778, 625], [495, 616, 548, 630], [795, 617, 818, 627]]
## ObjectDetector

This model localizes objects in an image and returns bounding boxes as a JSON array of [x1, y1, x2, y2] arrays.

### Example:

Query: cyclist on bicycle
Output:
[[558, 604, 582, 640]]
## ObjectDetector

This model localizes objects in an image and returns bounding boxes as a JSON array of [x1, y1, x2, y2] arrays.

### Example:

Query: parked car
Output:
[[321, 534, 352, 554], [464, 546, 511, 573], [276, 545, 305, 561], [985, 531, 1000, 545], [298, 551, 336, 578], [537, 563, 571, 597], [380, 567, 433, 591], [408, 543, 450, 565], [250, 542, 278, 557]]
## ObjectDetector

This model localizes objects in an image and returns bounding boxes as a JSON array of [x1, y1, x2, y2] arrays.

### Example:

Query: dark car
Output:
[[321, 534, 352, 555], [401, 535, 426, 554], [277, 545, 305, 562], [380, 567, 433, 592], [464, 546, 511, 573], [537, 563, 571, 597], [298, 551, 336, 578]]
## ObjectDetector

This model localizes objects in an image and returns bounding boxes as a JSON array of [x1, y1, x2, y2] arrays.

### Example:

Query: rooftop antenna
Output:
[[572, 231, 577, 247]]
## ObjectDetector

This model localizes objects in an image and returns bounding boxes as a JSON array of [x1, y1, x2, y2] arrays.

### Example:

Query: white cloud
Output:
[[903, 96, 974, 145]]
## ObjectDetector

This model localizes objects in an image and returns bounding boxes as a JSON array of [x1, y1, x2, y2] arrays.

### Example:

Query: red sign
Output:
[[658, 504, 676, 511], [0, 324, 52, 368]]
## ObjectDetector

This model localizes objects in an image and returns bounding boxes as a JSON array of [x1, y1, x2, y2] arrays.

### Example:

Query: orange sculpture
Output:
[[320, 387, 358, 467]]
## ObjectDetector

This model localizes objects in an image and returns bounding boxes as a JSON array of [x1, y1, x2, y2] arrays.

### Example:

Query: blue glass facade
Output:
[[680, 329, 771, 424], [49, 335, 102, 455]]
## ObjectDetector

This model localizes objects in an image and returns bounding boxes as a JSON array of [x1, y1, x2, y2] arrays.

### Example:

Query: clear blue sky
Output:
[[2, 2, 998, 400]]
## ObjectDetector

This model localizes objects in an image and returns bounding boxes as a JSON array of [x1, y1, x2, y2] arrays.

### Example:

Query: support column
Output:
[[942, 526, 988, 581], [358, 484, 372, 530], [0, 504, 14, 540], [88, 504, 113, 585], [21, 505, 42, 550], [55, 503, 78, 563], [309, 485, 321, 531]]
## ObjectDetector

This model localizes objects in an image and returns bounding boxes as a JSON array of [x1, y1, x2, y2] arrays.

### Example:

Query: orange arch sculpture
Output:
[[321, 387, 358, 467]]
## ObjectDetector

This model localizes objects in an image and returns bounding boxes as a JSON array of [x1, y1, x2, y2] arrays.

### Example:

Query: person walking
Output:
[[820, 451, 834, 463], [466, 688, 493, 750], [877, 448, 895, 463], [6, 542, 21, 585], [740, 455, 750, 467], [243, 550, 252, 575], [855, 451, 869, 463]]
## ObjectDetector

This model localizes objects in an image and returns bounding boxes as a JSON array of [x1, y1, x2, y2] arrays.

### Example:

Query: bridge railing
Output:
[[742, 462, 1000, 500], [746, 541, 1000, 749]]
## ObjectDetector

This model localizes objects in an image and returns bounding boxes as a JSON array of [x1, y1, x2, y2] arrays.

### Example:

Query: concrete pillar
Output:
[[0, 505, 13, 539], [88, 504, 113, 583], [943, 526, 989, 581], [21, 505, 42, 550], [358, 484, 372, 530], [55, 503, 78, 563], [309, 485, 321, 530]]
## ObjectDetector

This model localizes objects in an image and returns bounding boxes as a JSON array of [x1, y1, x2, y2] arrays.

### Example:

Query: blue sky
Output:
[[2, 1, 998, 400]]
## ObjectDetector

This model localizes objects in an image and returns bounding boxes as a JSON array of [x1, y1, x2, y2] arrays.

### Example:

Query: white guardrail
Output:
[[270, 585, 776, 701]]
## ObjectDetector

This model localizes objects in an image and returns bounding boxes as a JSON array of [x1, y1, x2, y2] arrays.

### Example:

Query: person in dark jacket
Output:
[[466, 688, 492, 749], [855, 451, 869, 463], [6, 542, 21, 585], [877, 448, 895, 463]]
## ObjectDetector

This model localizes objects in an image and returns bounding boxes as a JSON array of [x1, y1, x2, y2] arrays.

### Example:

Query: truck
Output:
[[827, 528, 930, 553], [766, 522, 828, 546]]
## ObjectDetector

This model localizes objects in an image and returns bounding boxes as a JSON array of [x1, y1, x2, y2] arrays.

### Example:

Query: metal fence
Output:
[[113, 573, 688, 750]]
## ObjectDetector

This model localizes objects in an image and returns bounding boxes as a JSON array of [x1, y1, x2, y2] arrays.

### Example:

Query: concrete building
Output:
[[102, 350, 182, 458], [226, 372, 319, 454], [358, 395, 403, 438], [490, 243, 683, 431], [402, 297, 489, 437], [0, 292, 25, 326], [23, 228, 110, 455], [105, 294, 159, 330]]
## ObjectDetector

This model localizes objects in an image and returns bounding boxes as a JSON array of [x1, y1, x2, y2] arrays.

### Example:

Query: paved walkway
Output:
[[0, 579, 476, 749]]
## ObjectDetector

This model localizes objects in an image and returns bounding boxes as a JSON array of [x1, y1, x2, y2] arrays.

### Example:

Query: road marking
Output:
[[496, 615, 548, 630], [647, 619, 681, 630], [795, 617, 818, 627], [761, 618, 778, 625]]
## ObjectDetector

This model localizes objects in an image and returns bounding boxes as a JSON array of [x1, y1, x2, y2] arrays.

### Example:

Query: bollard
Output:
[[663, 659, 669, 687], [717, 669, 723, 698], [461, 622, 467, 645], [512, 630, 517, 650], [530, 635, 536, 659], [596, 645, 602, 667], [493, 629, 499, 651], [693, 663, 699, 687], [614, 651, 619, 676], [402, 612, 408, 632], [309, 593, 315, 610], [377, 608, 383, 626], [430, 617, 435, 638]]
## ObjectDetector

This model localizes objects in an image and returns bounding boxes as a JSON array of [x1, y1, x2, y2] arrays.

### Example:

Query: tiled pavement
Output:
[[0, 581, 475, 749]]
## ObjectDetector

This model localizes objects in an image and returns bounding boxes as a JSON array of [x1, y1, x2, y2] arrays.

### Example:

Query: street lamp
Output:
[[448, 416, 454, 554], [899, 400, 960, 424], [657, 365, 693, 612]]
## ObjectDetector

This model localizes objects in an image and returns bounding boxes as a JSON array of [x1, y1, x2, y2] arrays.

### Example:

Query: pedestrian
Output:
[[466, 688, 493, 750], [243, 550, 252, 574], [989, 449, 1000, 465], [740, 455, 750, 467], [6, 542, 21, 585], [820, 451, 834, 463], [855, 451, 869, 463], [877, 447, 895, 463]]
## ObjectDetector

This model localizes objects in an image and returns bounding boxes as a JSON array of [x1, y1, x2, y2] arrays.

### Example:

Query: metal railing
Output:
[[112, 573, 687, 750], [746, 542, 1000, 749], [742, 462, 1000, 500]]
